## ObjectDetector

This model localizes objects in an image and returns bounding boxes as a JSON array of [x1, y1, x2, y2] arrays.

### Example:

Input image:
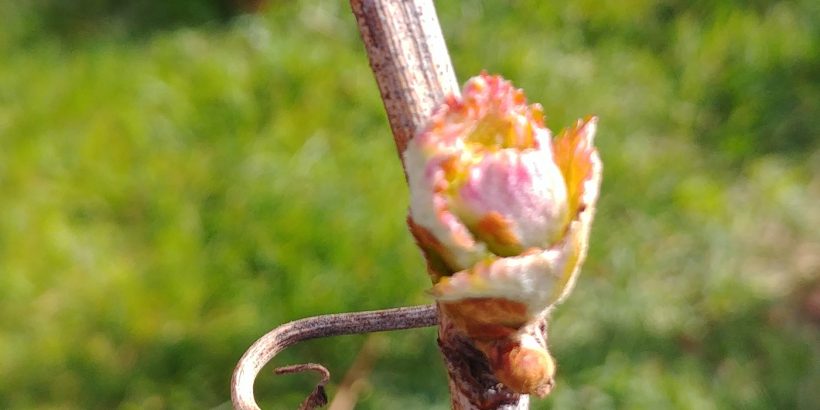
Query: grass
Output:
[[0, 1, 818, 409]]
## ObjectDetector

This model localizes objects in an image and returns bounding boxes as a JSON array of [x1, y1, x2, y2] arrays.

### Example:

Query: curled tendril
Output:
[[231, 304, 438, 410]]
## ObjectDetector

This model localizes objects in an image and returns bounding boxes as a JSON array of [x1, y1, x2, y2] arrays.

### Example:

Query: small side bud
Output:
[[481, 336, 556, 397]]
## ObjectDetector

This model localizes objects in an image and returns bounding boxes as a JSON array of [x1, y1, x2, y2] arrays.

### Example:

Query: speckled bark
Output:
[[349, 0, 458, 159]]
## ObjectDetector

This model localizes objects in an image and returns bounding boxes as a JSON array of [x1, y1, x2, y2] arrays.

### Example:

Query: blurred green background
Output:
[[1, 1, 818, 409]]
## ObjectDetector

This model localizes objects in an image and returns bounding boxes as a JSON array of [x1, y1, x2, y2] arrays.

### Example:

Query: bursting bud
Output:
[[404, 73, 602, 396]]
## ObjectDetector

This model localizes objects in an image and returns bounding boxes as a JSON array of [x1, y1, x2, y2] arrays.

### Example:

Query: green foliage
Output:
[[0, 1, 818, 409], [6, 0, 232, 41]]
